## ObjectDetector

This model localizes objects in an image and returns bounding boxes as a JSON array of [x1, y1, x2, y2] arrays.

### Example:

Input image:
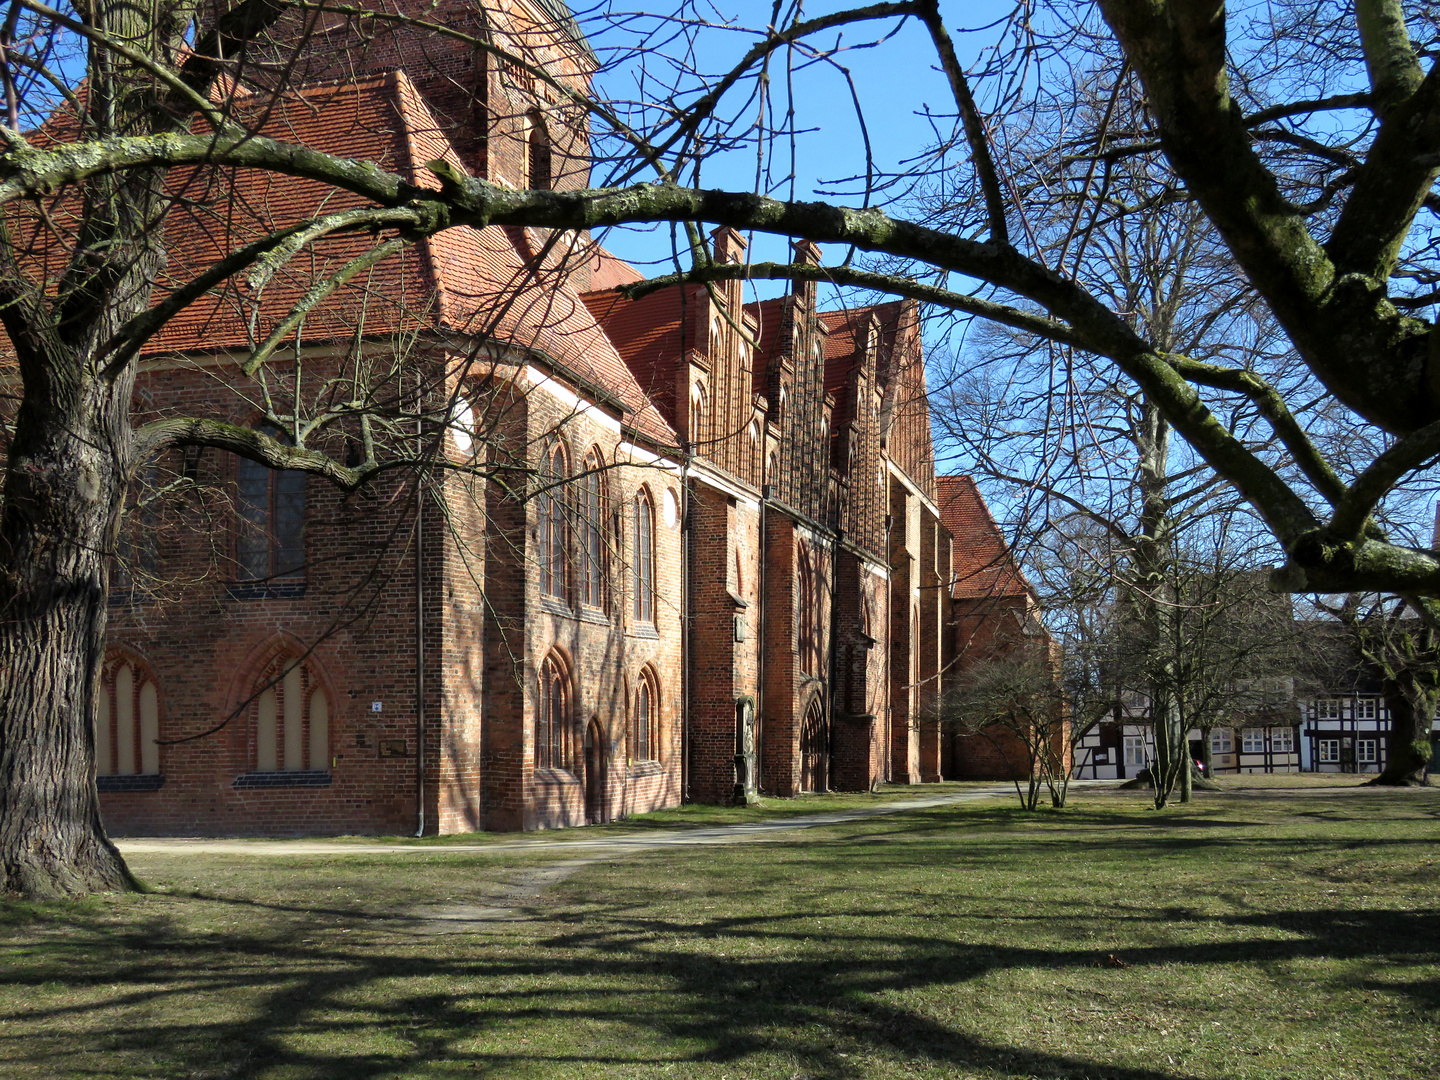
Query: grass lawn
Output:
[[2, 777, 1437, 1079]]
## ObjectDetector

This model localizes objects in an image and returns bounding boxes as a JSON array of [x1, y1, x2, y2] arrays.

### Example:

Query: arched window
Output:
[[253, 659, 330, 773], [798, 549, 818, 674], [236, 424, 305, 582], [540, 442, 568, 599], [580, 448, 606, 608], [526, 109, 552, 190], [536, 652, 572, 770], [632, 488, 655, 623], [97, 657, 160, 777], [632, 668, 658, 761], [709, 315, 724, 362], [690, 382, 707, 446]]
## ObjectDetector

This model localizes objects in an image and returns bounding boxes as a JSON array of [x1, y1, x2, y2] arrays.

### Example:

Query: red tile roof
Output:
[[12, 70, 678, 449], [936, 475, 1031, 600]]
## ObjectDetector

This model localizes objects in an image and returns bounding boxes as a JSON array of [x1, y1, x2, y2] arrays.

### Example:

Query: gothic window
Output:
[[690, 382, 707, 447], [97, 657, 161, 777], [632, 488, 655, 624], [526, 109, 552, 190], [540, 442, 568, 599], [253, 660, 330, 773], [536, 652, 572, 770], [798, 549, 821, 675], [632, 668, 658, 761], [236, 424, 305, 581], [580, 448, 606, 608]]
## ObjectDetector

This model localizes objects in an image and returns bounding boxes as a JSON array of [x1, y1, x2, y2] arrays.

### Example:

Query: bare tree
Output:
[[939, 637, 1073, 810], [2, 0, 1440, 894]]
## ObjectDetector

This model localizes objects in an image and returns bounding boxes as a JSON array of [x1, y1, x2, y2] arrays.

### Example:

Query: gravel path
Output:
[[117, 783, 1103, 932]]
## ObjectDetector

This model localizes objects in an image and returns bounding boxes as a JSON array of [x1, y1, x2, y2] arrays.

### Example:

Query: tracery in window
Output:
[[632, 667, 659, 761], [540, 442, 568, 599], [536, 652, 572, 770], [580, 448, 606, 608], [236, 424, 305, 581], [632, 488, 655, 623]]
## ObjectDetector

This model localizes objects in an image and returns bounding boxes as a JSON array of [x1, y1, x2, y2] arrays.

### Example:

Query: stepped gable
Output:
[[936, 475, 1030, 600], [818, 301, 904, 426]]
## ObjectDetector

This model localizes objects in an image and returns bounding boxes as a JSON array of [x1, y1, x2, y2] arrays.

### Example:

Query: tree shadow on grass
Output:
[[3, 873, 1438, 1080]]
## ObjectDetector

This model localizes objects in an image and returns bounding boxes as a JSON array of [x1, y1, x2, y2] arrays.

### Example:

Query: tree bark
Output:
[[0, 372, 141, 897], [1374, 677, 1436, 786]]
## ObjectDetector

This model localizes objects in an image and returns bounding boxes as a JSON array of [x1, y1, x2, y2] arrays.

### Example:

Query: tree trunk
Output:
[[0, 373, 141, 897], [1373, 679, 1436, 786]]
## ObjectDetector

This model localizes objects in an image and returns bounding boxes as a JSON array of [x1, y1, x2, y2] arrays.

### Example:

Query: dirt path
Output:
[[116, 783, 1087, 932]]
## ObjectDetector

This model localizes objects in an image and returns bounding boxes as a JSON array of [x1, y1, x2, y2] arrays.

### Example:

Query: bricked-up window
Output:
[[632, 668, 658, 761], [580, 449, 606, 608], [526, 109, 552, 190], [540, 443, 568, 599], [632, 488, 655, 623], [97, 658, 160, 776], [690, 382, 706, 447], [254, 661, 330, 772], [536, 653, 572, 770], [236, 424, 305, 580], [798, 549, 820, 674]]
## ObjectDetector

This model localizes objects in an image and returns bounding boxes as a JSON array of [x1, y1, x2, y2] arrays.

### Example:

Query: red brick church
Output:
[[80, 0, 1023, 836]]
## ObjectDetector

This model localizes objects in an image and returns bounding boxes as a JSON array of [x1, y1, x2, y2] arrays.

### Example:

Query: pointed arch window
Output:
[[540, 442, 569, 599], [235, 424, 305, 588], [632, 668, 658, 761], [800, 550, 823, 676], [632, 488, 655, 624], [96, 657, 161, 787], [527, 109, 552, 190], [250, 659, 330, 775], [580, 449, 606, 608], [536, 652, 572, 770]]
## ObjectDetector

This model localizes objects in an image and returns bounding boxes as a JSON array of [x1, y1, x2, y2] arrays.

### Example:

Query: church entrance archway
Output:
[[799, 696, 827, 792], [584, 719, 606, 824]]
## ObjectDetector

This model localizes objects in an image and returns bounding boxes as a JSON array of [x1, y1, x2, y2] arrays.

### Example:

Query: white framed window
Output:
[[1241, 728, 1265, 753], [1355, 698, 1378, 720], [1123, 736, 1148, 768], [1318, 739, 1340, 763], [1270, 727, 1295, 753], [1210, 728, 1233, 754], [1314, 699, 1342, 720], [1357, 740, 1377, 764]]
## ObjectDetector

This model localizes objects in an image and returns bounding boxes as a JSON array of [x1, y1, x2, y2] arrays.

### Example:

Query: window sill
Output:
[[629, 622, 660, 641], [97, 773, 165, 793], [232, 769, 332, 789], [532, 767, 580, 785], [539, 596, 573, 618], [577, 605, 612, 627], [628, 759, 665, 778], [227, 580, 307, 601]]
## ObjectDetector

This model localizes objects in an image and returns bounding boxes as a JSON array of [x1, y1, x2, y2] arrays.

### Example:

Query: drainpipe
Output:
[[413, 420, 427, 837], [756, 483, 769, 792], [681, 451, 693, 803], [826, 529, 842, 790]]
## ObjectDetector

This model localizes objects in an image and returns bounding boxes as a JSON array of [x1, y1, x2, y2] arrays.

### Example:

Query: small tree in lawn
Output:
[[940, 636, 1071, 810]]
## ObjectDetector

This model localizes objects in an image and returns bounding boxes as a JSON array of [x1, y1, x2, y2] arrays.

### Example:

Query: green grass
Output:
[[3, 779, 1438, 1079]]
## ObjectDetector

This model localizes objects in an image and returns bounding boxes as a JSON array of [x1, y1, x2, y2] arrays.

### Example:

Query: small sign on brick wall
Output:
[[378, 739, 408, 758]]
